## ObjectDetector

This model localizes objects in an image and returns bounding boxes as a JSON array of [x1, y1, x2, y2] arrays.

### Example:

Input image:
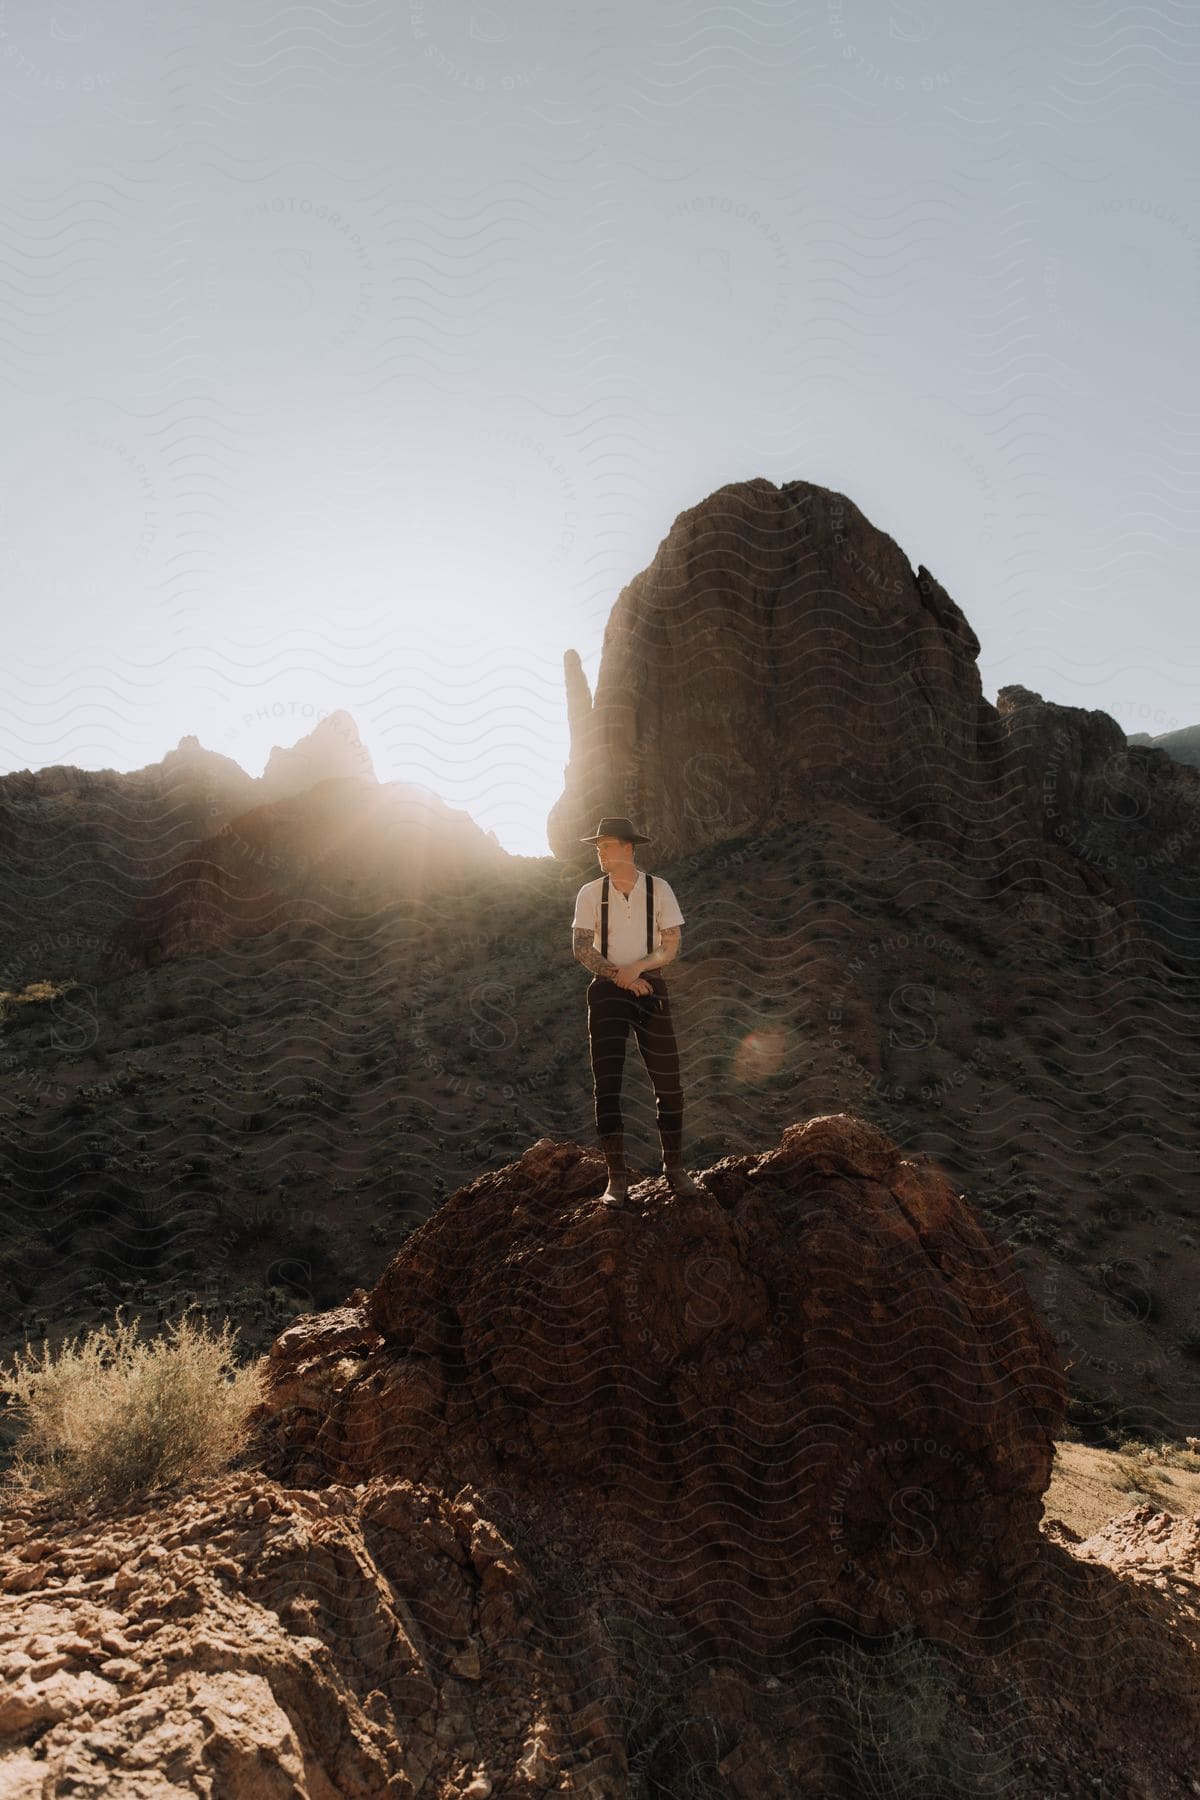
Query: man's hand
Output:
[[613, 964, 644, 989]]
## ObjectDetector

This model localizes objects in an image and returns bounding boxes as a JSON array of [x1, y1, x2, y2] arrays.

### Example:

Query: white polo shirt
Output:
[[572, 870, 685, 966]]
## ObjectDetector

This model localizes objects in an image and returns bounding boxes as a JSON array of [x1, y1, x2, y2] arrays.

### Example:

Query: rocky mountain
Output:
[[548, 478, 1002, 867], [1128, 723, 1200, 771], [0, 735, 259, 989], [258, 708, 378, 801], [0, 712, 504, 984], [5, 1122, 1200, 1797], [95, 776, 506, 976], [996, 685, 1200, 970], [547, 478, 1194, 973]]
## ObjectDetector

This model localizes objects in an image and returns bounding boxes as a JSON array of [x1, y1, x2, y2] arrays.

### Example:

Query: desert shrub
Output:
[[1112, 1456, 1167, 1503], [825, 1628, 1004, 1797], [0, 1307, 265, 1505]]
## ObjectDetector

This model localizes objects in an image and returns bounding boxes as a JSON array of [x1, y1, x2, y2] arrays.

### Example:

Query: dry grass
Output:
[[1045, 1440, 1200, 1539], [0, 1306, 266, 1506], [1111, 1456, 1170, 1503]]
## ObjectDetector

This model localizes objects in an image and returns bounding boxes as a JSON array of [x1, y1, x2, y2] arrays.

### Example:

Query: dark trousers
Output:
[[587, 972, 683, 1138]]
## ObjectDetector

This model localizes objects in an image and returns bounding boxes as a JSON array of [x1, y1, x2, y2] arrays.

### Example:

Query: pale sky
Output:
[[1, 1, 1197, 855]]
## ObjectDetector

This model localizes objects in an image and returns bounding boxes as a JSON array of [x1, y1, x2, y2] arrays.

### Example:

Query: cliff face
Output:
[[546, 478, 1176, 968], [549, 479, 997, 865], [996, 684, 1200, 967]]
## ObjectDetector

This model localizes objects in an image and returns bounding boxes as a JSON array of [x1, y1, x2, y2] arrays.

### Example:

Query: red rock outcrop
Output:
[[546, 479, 1161, 966], [0, 1472, 611, 1798], [6, 1466, 1200, 1798], [254, 1117, 1066, 1655]]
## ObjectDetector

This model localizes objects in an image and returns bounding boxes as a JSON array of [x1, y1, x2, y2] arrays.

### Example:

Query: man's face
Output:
[[595, 835, 634, 872]]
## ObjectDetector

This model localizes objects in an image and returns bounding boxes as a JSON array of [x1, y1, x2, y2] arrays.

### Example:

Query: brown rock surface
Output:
[[253, 1117, 1066, 1653], [996, 683, 1200, 966], [0, 1472, 584, 1798], [1071, 1503, 1200, 1654], [546, 478, 1162, 967], [5, 1121, 1200, 1795]]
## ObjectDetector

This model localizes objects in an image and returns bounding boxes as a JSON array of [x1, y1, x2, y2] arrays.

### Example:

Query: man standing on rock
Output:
[[572, 817, 703, 1201]]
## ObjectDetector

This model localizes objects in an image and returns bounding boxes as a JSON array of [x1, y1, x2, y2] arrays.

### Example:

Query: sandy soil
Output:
[[1044, 1439, 1200, 1540]]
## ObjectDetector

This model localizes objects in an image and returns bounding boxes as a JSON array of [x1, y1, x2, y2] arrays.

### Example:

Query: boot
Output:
[[598, 1131, 629, 1202], [659, 1124, 704, 1197]]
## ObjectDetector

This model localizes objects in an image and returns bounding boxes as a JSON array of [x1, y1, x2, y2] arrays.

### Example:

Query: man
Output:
[[571, 816, 704, 1201]]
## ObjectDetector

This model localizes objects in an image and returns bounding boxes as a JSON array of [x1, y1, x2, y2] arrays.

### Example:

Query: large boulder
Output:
[[253, 1115, 1066, 1655]]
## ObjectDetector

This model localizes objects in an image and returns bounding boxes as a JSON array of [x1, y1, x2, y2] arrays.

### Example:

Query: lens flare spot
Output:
[[733, 1028, 789, 1085]]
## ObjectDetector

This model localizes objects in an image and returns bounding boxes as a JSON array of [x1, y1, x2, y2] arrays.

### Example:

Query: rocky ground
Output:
[[5, 1469, 1200, 1800], [5, 1122, 1200, 1799]]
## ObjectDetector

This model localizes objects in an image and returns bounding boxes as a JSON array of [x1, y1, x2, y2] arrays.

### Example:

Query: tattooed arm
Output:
[[573, 927, 623, 982], [633, 924, 681, 974], [572, 924, 682, 987]]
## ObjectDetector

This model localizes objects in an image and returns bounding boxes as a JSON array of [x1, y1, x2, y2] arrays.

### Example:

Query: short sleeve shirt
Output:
[[572, 871, 684, 966]]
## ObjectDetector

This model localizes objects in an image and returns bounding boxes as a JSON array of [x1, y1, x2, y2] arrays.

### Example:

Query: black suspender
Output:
[[599, 872, 655, 965]]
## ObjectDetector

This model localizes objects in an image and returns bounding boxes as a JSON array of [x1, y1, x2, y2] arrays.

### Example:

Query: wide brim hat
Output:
[[579, 815, 653, 845]]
